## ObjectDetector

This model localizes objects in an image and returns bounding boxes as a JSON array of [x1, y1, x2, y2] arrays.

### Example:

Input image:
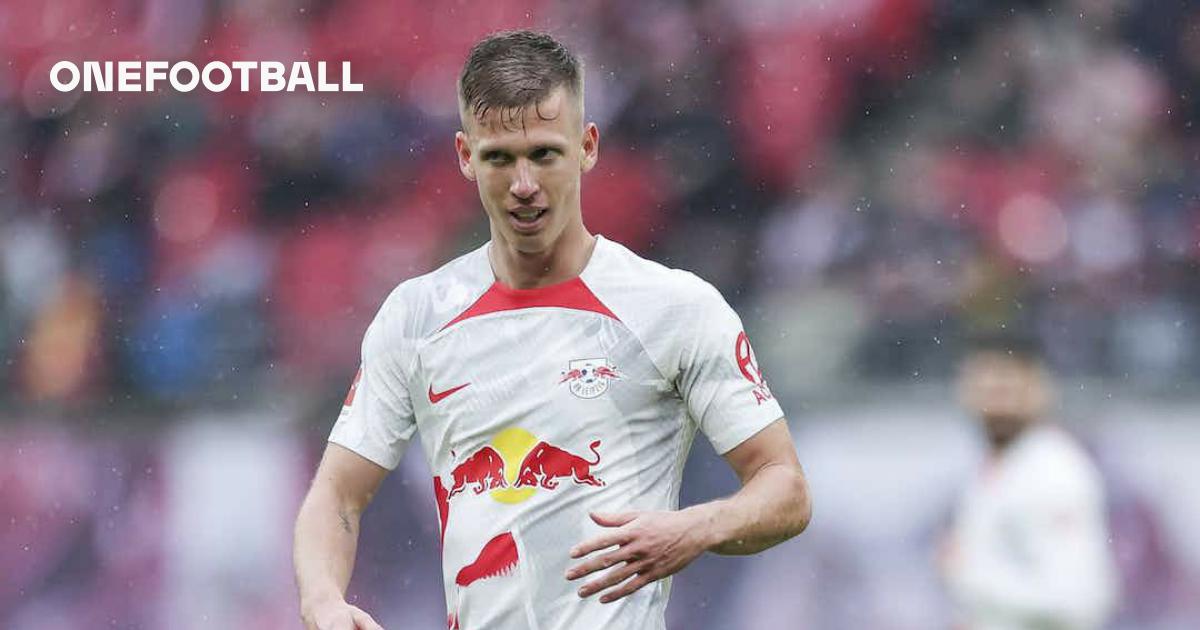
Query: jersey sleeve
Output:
[[328, 296, 417, 470], [677, 277, 785, 454]]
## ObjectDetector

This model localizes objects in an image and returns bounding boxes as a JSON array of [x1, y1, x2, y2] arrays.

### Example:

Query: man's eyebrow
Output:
[[478, 142, 566, 156], [475, 144, 512, 158]]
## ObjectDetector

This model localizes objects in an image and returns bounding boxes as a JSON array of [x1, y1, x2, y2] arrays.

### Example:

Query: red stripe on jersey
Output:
[[441, 277, 619, 330]]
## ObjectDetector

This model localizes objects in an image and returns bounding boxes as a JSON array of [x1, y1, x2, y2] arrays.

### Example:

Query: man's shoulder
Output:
[[587, 237, 738, 378], [374, 242, 492, 336], [589, 236, 723, 309], [1013, 425, 1105, 498], [1022, 426, 1095, 468]]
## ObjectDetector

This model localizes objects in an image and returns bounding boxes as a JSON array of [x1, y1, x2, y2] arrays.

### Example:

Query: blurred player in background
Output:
[[941, 332, 1118, 630], [293, 30, 811, 630]]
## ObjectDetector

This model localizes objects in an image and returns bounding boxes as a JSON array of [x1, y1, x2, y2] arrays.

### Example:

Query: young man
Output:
[[942, 333, 1118, 630], [294, 30, 811, 630]]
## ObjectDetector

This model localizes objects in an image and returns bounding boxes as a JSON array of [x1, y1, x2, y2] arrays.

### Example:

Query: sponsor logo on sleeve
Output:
[[735, 331, 774, 405]]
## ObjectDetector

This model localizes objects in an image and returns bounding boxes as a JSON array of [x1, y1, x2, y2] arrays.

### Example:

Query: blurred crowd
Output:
[[2, 0, 1199, 411]]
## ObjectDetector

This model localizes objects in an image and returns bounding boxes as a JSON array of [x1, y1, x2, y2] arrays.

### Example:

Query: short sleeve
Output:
[[328, 297, 417, 470], [677, 278, 785, 454]]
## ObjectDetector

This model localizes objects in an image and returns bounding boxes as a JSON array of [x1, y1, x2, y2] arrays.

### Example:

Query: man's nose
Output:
[[510, 160, 539, 200]]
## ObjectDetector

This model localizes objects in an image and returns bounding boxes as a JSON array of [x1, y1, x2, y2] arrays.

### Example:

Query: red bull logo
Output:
[[515, 440, 605, 489], [434, 428, 606, 611], [559, 369, 584, 383], [440, 428, 606, 507], [593, 365, 619, 380], [446, 445, 507, 499], [436, 430, 605, 628], [560, 357, 621, 399]]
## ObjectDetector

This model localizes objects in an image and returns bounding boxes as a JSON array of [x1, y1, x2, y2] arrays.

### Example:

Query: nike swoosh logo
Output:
[[429, 382, 470, 404]]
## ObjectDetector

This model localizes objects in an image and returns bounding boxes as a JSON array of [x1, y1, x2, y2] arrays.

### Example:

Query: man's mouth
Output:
[[511, 208, 546, 221], [509, 207, 548, 230]]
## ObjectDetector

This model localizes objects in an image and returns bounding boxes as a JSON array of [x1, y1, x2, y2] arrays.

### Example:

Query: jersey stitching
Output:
[[578, 241, 680, 390], [581, 285, 675, 389]]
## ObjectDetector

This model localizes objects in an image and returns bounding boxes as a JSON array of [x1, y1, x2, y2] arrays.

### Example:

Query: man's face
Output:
[[455, 87, 598, 254], [957, 351, 1052, 448]]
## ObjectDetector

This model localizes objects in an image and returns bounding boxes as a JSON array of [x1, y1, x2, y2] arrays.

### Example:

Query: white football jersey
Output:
[[330, 235, 784, 630], [945, 425, 1118, 630]]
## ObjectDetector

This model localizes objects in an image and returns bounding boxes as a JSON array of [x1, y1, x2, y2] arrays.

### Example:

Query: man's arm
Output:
[[698, 417, 811, 554], [294, 442, 390, 630], [566, 418, 810, 603]]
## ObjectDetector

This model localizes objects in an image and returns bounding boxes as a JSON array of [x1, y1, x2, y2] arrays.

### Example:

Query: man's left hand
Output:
[[565, 509, 712, 604]]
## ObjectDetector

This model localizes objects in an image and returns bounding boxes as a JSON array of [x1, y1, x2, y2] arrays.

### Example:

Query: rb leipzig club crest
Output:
[[560, 358, 620, 399]]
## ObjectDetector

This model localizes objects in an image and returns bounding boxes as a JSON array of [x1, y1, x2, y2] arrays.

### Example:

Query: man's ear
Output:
[[455, 131, 476, 181], [580, 122, 599, 173]]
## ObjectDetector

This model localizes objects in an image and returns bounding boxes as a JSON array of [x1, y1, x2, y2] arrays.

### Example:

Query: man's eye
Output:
[[484, 153, 512, 165], [531, 148, 557, 162]]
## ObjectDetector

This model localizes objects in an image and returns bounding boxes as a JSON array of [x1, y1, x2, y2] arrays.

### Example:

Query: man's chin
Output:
[[509, 233, 553, 254], [982, 415, 1033, 449], [497, 223, 559, 253]]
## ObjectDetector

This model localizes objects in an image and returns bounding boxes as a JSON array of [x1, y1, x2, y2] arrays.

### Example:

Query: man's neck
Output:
[[489, 227, 596, 289]]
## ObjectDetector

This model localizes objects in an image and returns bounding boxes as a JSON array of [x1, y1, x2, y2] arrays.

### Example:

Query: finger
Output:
[[350, 606, 385, 630], [600, 572, 655, 604], [566, 546, 641, 580], [589, 511, 638, 528], [578, 559, 646, 598], [570, 530, 633, 559]]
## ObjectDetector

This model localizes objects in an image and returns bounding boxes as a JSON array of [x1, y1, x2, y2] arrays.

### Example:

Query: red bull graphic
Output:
[[455, 531, 519, 587], [447, 446, 508, 498], [560, 358, 620, 399], [440, 430, 607, 509], [438, 432, 603, 627], [593, 365, 620, 380], [515, 440, 605, 490]]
